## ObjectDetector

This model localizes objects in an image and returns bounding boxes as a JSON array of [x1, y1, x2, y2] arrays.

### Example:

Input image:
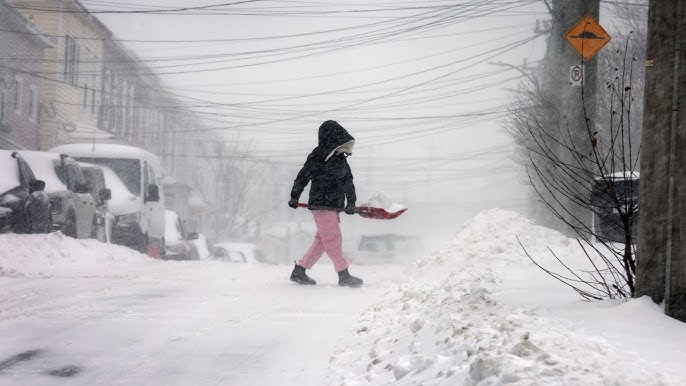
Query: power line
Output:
[[6, 0, 266, 14]]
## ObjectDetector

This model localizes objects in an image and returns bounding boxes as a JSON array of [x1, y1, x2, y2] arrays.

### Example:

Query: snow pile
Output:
[[414, 209, 567, 269], [0, 232, 153, 278], [329, 209, 686, 385]]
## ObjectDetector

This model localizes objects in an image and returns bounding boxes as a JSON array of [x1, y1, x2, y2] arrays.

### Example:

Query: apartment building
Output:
[[0, 0, 54, 150], [7, 0, 112, 150], [4, 0, 220, 234]]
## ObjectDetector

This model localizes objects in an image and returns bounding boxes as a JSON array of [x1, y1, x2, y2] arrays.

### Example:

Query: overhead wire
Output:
[[1, 0, 543, 162]]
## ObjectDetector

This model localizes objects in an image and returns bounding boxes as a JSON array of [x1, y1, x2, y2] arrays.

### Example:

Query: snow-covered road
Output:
[[0, 235, 404, 385], [3, 210, 686, 386]]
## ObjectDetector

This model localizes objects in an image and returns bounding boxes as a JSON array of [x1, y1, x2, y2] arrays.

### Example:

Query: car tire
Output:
[[139, 233, 149, 254], [158, 237, 166, 259], [129, 232, 147, 254], [89, 215, 98, 239]]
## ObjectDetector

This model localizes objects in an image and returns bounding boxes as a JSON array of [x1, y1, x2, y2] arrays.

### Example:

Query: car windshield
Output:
[[76, 157, 141, 196]]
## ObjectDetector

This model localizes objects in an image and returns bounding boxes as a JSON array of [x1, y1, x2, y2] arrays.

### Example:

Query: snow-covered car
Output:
[[96, 164, 138, 245], [0, 150, 48, 233], [80, 164, 112, 242], [164, 210, 199, 261], [18, 151, 96, 238], [189, 233, 211, 260], [211, 242, 266, 264], [50, 144, 166, 257], [348, 233, 424, 265], [211, 246, 247, 263]]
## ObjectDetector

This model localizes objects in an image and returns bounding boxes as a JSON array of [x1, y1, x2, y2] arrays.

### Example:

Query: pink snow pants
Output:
[[298, 210, 350, 273]]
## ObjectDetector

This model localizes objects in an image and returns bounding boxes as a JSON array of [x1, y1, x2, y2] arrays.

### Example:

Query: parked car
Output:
[[50, 144, 166, 257], [211, 242, 266, 264], [212, 246, 247, 263], [164, 210, 199, 260], [348, 233, 424, 265], [189, 233, 211, 260], [80, 164, 112, 242], [97, 164, 133, 245], [17, 151, 96, 238], [590, 172, 639, 244], [0, 150, 48, 233]]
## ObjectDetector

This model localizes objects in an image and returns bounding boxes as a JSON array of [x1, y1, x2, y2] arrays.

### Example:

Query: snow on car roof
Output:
[[50, 143, 161, 165], [15, 151, 68, 194], [0, 151, 21, 195]]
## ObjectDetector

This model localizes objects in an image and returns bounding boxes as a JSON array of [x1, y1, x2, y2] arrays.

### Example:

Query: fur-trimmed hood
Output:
[[317, 120, 355, 162]]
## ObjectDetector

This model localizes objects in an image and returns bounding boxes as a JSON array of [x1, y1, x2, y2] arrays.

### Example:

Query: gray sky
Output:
[[96, 0, 549, 246]]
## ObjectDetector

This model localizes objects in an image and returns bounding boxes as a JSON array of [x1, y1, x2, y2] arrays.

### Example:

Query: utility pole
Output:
[[215, 140, 224, 241], [548, 0, 600, 232], [636, 0, 686, 321]]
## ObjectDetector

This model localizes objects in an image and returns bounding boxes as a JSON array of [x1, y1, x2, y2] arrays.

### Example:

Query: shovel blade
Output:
[[355, 205, 407, 220]]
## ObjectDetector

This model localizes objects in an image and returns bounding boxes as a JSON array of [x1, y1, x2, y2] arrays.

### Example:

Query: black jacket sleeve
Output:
[[291, 154, 315, 200], [343, 161, 356, 208]]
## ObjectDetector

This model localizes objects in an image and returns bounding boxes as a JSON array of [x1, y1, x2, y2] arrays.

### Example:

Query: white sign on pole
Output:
[[569, 64, 584, 87]]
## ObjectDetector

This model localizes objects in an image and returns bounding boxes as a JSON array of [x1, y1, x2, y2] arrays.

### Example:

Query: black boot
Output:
[[338, 268, 363, 287], [290, 264, 316, 285]]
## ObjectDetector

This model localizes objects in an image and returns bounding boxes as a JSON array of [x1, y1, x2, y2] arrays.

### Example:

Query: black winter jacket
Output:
[[290, 120, 356, 211]]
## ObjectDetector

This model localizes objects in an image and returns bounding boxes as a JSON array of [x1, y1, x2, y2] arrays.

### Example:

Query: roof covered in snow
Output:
[[50, 143, 161, 165], [15, 151, 68, 194]]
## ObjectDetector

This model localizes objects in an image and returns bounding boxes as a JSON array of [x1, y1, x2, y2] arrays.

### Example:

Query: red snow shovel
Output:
[[297, 203, 407, 220]]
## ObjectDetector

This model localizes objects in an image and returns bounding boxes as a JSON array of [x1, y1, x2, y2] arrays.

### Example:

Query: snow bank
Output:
[[0, 232, 154, 278], [329, 209, 686, 385]]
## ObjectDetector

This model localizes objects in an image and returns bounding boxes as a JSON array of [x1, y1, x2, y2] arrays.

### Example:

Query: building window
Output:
[[116, 84, 123, 133], [83, 84, 88, 112], [121, 80, 128, 135], [64, 35, 79, 85], [0, 85, 7, 124], [81, 48, 97, 115], [126, 84, 135, 138], [29, 86, 37, 122], [103, 69, 110, 126], [103, 96, 109, 125], [14, 78, 22, 114], [91, 88, 96, 115]]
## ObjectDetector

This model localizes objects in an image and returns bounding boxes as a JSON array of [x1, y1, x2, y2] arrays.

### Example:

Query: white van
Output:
[[50, 144, 166, 257]]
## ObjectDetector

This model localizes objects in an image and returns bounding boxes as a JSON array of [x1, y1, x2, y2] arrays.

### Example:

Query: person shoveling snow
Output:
[[289, 120, 407, 288], [288, 120, 363, 287]]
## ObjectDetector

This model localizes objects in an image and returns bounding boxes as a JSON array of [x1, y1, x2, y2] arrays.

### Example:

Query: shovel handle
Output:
[[297, 203, 355, 213], [296, 202, 405, 220]]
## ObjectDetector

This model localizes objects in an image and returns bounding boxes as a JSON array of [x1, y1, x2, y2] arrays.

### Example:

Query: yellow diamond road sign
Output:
[[564, 15, 611, 61]]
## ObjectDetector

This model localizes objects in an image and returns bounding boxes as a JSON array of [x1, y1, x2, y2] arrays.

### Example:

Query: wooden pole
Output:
[[636, 0, 686, 321]]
